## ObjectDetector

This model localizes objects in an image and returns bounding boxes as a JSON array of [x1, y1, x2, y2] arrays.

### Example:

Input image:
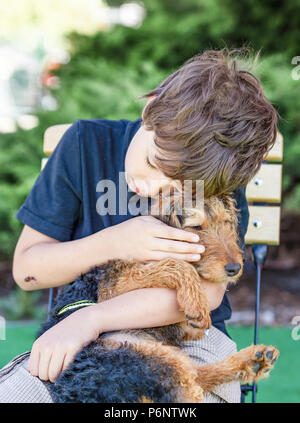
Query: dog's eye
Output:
[[193, 225, 202, 230]]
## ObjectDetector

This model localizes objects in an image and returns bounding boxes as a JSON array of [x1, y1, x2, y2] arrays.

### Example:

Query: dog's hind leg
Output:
[[195, 344, 279, 392]]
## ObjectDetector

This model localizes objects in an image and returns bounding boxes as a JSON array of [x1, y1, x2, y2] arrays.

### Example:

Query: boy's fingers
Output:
[[27, 349, 40, 376], [146, 250, 201, 262], [153, 238, 205, 254], [61, 352, 76, 377], [38, 349, 52, 381], [154, 224, 200, 243], [48, 350, 66, 383]]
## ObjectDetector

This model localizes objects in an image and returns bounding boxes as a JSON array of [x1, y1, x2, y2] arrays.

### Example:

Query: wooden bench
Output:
[[42, 124, 283, 403]]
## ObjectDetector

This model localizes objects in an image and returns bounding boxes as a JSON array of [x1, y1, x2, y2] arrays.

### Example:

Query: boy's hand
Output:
[[107, 215, 205, 263], [28, 305, 101, 383]]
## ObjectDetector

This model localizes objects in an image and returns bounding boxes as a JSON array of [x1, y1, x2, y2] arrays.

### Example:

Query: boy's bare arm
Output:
[[29, 285, 225, 382], [12, 224, 117, 291], [13, 216, 204, 291], [93, 282, 225, 332]]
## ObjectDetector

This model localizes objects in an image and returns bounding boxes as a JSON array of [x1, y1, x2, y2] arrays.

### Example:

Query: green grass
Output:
[[0, 322, 41, 367], [0, 323, 299, 403], [227, 326, 300, 403]]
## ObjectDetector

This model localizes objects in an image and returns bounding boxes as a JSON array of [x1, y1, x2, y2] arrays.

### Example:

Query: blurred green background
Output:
[[0, 0, 299, 404], [0, 0, 300, 258]]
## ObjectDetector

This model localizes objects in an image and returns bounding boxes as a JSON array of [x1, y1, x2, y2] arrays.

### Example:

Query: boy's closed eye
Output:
[[145, 156, 156, 169]]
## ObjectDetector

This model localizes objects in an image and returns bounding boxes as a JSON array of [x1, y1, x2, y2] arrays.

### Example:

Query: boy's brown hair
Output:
[[138, 47, 278, 196]]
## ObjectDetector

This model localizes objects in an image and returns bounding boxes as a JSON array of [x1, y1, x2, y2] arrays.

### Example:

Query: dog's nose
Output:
[[225, 263, 241, 276]]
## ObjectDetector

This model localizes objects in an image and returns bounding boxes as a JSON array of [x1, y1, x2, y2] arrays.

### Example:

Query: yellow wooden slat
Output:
[[41, 158, 48, 170], [43, 124, 72, 155], [246, 164, 282, 203], [265, 132, 283, 162], [245, 206, 280, 245]]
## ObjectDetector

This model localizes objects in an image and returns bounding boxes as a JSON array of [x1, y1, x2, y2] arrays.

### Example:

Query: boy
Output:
[[4, 48, 278, 402]]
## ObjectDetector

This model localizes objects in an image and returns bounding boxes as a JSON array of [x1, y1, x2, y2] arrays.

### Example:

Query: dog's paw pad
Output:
[[252, 363, 261, 373], [250, 345, 279, 379], [189, 321, 200, 328], [235, 345, 279, 384], [186, 314, 201, 321], [184, 308, 211, 334], [186, 314, 202, 328]]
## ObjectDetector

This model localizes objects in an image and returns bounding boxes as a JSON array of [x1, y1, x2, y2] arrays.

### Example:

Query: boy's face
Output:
[[125, 96, 175, 198]]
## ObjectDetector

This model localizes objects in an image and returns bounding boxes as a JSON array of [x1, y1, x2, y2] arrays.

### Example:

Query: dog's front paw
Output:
[[181, 309, 211, 341], [177, 289, 211, 330], [185, 311, 211, 331], [235, 345, 279, 383]]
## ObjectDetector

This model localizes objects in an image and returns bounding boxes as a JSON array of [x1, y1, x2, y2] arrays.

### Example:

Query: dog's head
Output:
[[151, 191, 244, 285]]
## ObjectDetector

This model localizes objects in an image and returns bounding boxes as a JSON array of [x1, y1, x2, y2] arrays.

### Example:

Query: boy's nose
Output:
[[225, 263, 241, 276]]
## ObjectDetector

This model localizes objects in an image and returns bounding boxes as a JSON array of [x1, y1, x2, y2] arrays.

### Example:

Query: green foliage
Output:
[[0, 125, 44, 256], [0, 59, 166, 258], [252, 53, 300, 211], [0, 0, 300, 260], [0, 287, 46, 320], [96, 0, 300, 68]]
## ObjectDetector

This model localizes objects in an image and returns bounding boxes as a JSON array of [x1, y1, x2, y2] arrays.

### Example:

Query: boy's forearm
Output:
[[14, 226, 117, 290], [90, 288, 186, 334]]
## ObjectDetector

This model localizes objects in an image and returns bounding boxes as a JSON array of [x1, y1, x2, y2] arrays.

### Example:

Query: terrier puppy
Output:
[[38, 192, 279, 403]]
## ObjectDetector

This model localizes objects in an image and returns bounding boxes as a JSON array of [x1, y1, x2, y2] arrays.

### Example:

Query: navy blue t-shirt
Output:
[[15, 117, 249, 337]]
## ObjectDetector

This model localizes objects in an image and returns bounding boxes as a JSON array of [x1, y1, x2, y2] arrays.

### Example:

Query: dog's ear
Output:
[[221, 193, 238, 213], [219, 194, 240, 227], [149, 189, 205, 229], [169, 187, 205, 229], [148, 189, 183, 228], [181, 206, 205, 229]]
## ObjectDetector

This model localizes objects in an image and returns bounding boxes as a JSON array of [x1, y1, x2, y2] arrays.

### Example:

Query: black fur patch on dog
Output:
[[50, 341, 180, 403]]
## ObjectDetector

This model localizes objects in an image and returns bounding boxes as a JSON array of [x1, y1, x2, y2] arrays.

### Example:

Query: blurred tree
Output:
[[101, 0, 300, 66], [0, 0, 299, 261]]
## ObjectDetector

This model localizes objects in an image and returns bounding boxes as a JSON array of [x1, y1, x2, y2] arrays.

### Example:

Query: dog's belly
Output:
[[99, 324, 184, 348], [100, 331, 153, 346]]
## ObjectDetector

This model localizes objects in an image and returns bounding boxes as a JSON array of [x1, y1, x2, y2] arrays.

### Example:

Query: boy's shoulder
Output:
[[68, 118, 142, 165], [70, 117, 142, 155], [75, 117, 141, 135]]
